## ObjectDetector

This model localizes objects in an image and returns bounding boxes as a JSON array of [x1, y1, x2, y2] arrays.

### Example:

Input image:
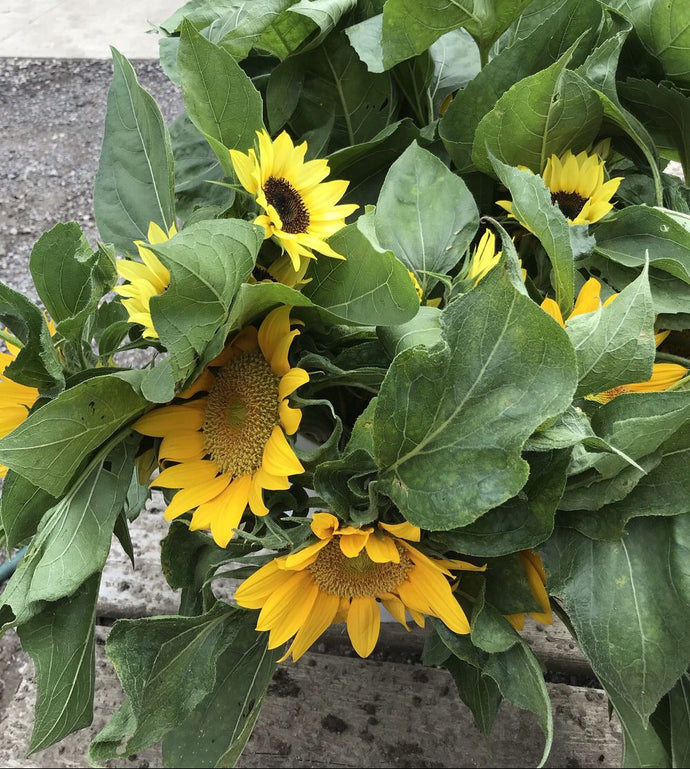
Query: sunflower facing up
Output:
[[497, 146, 623, 226], [235, 512, 485, 661], [134, 306, 308, 547], [541, 279, 688, 400], [230, 130, 358, 280], [114, 221, 176, 340]]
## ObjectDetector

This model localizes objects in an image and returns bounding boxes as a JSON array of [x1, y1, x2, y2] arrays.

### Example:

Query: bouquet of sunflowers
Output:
[[2, 0, 690, 766]]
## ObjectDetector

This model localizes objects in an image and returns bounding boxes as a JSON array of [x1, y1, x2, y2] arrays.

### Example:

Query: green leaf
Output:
[[377, 305, 442, 359], [177, 19, 264, 172], [159, 0, 230, 34], [373, 142, 479, 294], [30, 223, 116, 343], [94, 49, 175, 257], [607, 688, 670, 769], [668, 671, 690, 767], [566, 264, 655, 397], [439, 0, 602, 172], [605, 0, 690, 88], [461, 1, 533, 62], [302, 221, 420, 326], [209, 0, 293, 61], [0, 471, 57, 549], [445, 657, 503, 737], [0, 282, 63, 392], [89, 604, 250, 759], [147, 219, 261, 386], [327, 118, 420, 205], [428, 28, 481, 111], [0, 375, 146, 496], [543, 517, 690, 721], [0, 439, 137, 627], [18, 573, 100, 753], [594, 206, 690, 284], [373, 268, 577, 529], [489, 155, 576, 316], [566, 425, 690, 540], [620, 79, 690, 180], [432, 450, 570, 556], [162, 621, 279, 767], [473, 54, 602, 175]]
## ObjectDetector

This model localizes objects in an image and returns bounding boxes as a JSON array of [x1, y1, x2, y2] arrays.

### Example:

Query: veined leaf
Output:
[[543, 516, 690, 721], [94, 50, 175, 257], [18, 574, 100, 753], [373, 268, 577, 530], [374, 142, 479, 294]]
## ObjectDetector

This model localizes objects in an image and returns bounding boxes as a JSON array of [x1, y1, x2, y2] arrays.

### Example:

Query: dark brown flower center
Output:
[[551, 190, 587, 220], [252, 264, 277, 282], [264, 177, 310, 234]]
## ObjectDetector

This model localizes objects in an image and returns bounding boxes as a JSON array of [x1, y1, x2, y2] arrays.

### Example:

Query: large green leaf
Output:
[[594, 206, 690, 284], [565, 423, 690, 540], [94, 49, 175, 257], [373, 142, 479, 294], [177, 20, 264, 172], [445, 657, 503, 737], [372, 268, 577, 529], [620, 78, 690, 181], [18, 574, 100, 753], [0, 375, 146, 496], [543, 516, 690, 721], [147, 219, 261, 391], [0, 471, 57, 549], [489, 156, 577, 315], [606, 0, 690, 88], [473, 54, 602, 175], [161, 622, 280, 767], [326, 118, 419, 206], [566, 265, 655, 398], [668, 671, 690, 767], [0, 282, 63, 392], [89, 605, 253, 760], [29, 223, 116, 343], [439, 0, 602, 172], [432, 450, 570, 556], [302, 221, 420, 326], [0, 440, 137, 627]]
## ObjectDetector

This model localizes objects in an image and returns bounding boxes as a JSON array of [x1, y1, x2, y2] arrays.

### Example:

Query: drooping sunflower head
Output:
[[230, 130, 358, 280], [235, 513, 485, 661], [505, 550, 552, 631], [134, 305, 309, 547], [497, 147, 623, 226], [114, 221, 176, 340]]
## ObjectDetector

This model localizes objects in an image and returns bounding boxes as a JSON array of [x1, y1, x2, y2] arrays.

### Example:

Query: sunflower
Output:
[[542, 280, 688, 401], [467, 230, 502, 285], [230, 130, 358, 280], [235, 512, 485, 661], [134, 306, 308, 547], [0, 337, 41, 478], [497, 147, 623, 226], [505, 550, 552, 631], [114, 221, 176, 340]]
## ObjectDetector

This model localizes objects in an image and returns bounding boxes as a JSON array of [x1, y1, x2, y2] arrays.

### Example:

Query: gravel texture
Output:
[[0, 57, 182, 300]]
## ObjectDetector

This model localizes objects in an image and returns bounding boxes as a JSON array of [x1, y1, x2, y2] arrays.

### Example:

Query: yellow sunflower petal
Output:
[[540, 298, 565, 327], [278, 367, 309, 400], [262, 426, 304, 477], [338, 530, 370, 558], [258, 305, 293, 363], [163, 475, 231, 521], [153, 459, 219, 489], [134, 403, 205, 437], [248, 476, 269, 517], [365, 533, 401, 563], [281, 590, 340, 662], [159, 430, 206, 462], [279, 399, 302, 435], [265, 576, 320, 649], [347, 596, 381, 658], [270, 330, 300, 378], [379, 593, 409, 629], [235, 559, 286, 609], [208, 475, 252, 547], [257, 570, 315, 633], [311, 512, 340, 539], [282, 538, 330, 570], [378, 521, 422, 542]]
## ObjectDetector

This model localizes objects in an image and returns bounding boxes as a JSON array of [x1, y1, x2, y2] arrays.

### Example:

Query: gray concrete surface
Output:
[[0, 1, 178, 59]]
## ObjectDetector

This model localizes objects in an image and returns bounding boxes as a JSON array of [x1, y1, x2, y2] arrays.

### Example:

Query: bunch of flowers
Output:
[[2, 1, 690, 766]]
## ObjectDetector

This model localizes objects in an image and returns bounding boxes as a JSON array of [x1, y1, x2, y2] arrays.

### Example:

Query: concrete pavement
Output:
[[0, 0, 178, 58]]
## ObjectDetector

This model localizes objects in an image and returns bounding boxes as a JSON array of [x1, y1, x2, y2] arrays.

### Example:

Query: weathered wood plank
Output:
[[0, 626, 621, 769]]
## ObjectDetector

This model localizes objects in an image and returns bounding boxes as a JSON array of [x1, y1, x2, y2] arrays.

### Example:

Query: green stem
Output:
[[655, 351, 690, 367], [0, 328, 23, 349], [479, 44, 490, 69]]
